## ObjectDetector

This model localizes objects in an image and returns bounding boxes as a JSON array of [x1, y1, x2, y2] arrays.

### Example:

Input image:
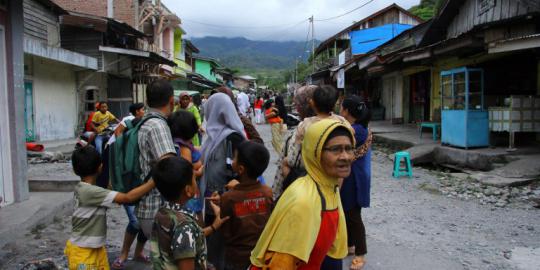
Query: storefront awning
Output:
[[99, 46, 176, 67], [24, 38, 98, 70], [488, 34, 540, 54]]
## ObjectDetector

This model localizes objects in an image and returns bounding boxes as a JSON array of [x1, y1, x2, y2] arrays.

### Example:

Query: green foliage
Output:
[[409, 0, 445, 20], [191, 37, 321, 92]]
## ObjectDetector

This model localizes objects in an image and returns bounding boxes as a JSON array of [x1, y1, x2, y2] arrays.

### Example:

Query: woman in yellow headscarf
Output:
[[250, 118, 355, 270]]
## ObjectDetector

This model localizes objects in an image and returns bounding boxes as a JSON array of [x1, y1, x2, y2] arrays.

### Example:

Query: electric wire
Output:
[[314, 0, 375, 22], [256, 19, 310, 40], [183, 18, 308, 29]]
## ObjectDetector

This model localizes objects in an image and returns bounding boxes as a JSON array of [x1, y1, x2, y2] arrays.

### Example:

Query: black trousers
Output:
[[345, 207, 367, 256]]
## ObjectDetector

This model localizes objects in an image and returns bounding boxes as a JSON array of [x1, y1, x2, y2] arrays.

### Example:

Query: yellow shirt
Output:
[[92, 111, 116, 134]]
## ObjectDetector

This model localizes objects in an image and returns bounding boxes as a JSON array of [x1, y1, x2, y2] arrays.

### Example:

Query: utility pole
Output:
[[295, 58, 298, 85], [310, 16, 315, 73]]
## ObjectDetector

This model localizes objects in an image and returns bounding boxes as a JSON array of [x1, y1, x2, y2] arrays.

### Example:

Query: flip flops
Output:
[[111, 255, 150, 269], [133, 255, 151, 264], [111, 258, 125, 270]]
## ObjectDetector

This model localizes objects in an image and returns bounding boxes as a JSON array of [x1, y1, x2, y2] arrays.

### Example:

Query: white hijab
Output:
[[201, 93, 245, 163]]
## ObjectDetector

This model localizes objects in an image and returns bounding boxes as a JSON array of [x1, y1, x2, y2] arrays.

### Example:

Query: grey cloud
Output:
[[162, 0, 420, 41]]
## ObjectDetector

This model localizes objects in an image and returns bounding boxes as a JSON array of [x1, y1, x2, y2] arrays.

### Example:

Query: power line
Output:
[[183, 18, 308, 29], [256, 19, 310, 40], [314, 0, 375, 22]]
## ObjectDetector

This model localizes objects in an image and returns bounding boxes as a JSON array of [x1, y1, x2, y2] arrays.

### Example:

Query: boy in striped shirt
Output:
[[64, 146, 155, 270]]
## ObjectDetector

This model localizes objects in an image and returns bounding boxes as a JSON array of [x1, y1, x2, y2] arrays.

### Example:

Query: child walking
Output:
[[64, 146, 155, 270], [151, 156, 229, 270], [219, 141, 273, 270]]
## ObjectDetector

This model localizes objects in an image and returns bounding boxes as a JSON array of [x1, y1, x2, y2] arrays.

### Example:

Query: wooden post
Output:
[[537, 59, 540, 141]]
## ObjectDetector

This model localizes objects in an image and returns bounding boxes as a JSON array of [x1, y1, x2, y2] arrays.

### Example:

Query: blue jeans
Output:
[[124, 205, 147, 242], [94, 135, 106, 155]]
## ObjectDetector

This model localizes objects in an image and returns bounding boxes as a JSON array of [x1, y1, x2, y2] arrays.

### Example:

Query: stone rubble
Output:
[[425, 168, 540, 209]]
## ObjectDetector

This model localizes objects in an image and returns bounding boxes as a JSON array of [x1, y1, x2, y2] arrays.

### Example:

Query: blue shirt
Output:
[[340, 123, 371, 210]]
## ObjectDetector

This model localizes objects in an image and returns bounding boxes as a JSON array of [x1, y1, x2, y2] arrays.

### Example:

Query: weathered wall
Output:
[[23, 0, 59, 45], [53, 0, 137, 29], [446, 0, 539, 39], [32, 56, 77, 141]]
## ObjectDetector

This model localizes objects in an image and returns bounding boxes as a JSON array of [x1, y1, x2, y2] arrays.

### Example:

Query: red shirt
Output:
[[254, 99, 263, 109], [85, 111, 96, 132]]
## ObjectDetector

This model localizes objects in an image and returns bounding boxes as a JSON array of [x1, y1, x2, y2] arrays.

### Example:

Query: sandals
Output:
[[133, 255, 151, 264], [350, 256, 366, 270], [111, 258, 126, 270], [112, 255, 150, 269]]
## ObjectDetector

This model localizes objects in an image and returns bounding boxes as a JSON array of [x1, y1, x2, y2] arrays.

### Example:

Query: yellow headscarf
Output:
[[251, 119, 354, 266]]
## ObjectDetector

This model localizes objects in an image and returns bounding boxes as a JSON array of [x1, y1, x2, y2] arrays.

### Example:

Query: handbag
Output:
[[282, 150, 306, 192]]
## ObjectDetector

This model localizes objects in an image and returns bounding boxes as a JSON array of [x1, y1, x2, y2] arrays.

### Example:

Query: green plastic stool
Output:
[[393, 151, 413, 178]]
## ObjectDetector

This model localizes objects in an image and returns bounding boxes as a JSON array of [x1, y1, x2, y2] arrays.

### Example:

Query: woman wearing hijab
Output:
[[202, 93, 246, 270], [179, 92, 203, 147], [340, 96, 372, 270], [250, 119, 355, 269], [215, 86, 263, 144]]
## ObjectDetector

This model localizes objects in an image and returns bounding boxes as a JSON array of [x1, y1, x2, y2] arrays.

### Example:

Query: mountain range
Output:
[[191, 36, 313, 71]]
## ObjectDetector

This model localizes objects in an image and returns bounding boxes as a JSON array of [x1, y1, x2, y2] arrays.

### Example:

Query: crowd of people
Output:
[[67, 79, 372, 270]]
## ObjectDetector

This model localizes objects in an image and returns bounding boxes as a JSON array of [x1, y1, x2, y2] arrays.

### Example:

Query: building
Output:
[[58, 11, 175, 122], [194, 56, 221, 83], [53, 0, 144, 30], [215, 67, 234, 88], [234, 75, 257, 91], [0, 0, 29, 205], [23, 0, 98, 141], [310, 4, 423, 86], [347, 0, 540, 147]]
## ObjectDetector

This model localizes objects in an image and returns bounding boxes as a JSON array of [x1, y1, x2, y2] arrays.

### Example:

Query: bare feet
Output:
[[350, 255, 365, 270]]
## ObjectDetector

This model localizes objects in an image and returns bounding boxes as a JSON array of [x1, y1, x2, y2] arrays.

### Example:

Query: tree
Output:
[[409, 0, 446, 20]]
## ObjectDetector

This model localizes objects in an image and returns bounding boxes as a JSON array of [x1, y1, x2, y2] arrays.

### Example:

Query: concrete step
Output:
[[27, 162, 79, 192], [29, 178, 79, 192], [0, 192, 73, 256]]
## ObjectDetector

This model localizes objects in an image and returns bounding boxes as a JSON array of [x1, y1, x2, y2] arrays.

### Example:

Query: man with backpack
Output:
[[135, 79, 177, 240], [108, 81, 176, 266]]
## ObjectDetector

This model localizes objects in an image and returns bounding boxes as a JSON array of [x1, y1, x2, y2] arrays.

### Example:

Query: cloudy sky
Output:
[[161, 0, 420, 41]]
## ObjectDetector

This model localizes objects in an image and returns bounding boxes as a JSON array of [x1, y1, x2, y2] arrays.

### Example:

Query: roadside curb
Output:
[[0, 192, 74, 265]]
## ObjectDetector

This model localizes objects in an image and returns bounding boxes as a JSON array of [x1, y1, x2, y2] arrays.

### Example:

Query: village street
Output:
[[2, 123, 539, 270]]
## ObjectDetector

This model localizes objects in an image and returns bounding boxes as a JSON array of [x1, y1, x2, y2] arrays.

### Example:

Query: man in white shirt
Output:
[[236, 91, 251, 117]]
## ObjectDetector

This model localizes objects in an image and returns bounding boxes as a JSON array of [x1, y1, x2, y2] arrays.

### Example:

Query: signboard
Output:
[[337, 69, 345, 89], [338, 51, 346, 66], [478, 0, 496, 15]]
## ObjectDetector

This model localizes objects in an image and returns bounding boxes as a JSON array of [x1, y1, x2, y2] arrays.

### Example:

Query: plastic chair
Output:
[[393, 151, 413, 178]]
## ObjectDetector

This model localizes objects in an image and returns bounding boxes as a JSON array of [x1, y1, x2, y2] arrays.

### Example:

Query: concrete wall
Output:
[[31, 56, 77, 141], [0, 1, 29, 205]]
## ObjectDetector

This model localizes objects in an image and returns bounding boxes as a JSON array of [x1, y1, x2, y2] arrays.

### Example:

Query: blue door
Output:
[[24, 81, 35, 142]]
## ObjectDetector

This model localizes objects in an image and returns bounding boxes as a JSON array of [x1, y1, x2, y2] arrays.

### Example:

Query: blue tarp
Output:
[[350, 24, 413, 55]]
